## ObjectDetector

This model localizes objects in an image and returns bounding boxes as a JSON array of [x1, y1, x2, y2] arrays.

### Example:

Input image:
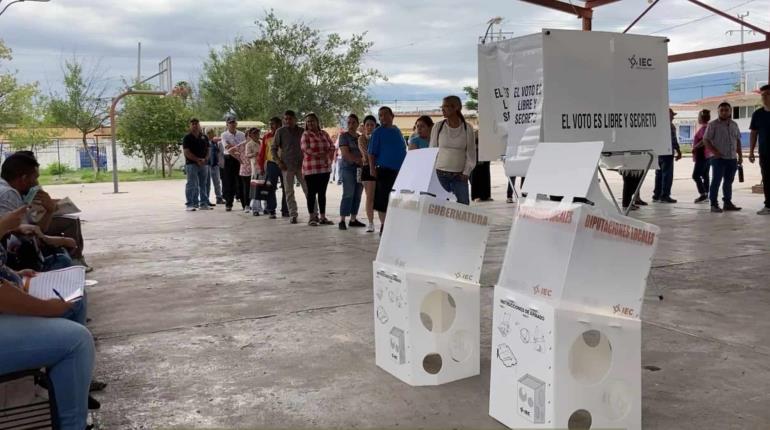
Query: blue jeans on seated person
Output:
[[185, 163, 210, 208], [709, 158, 738, 206], [340, 166, 363, 217], [436, 170, 470, 205], [0, 314, 94, 430]]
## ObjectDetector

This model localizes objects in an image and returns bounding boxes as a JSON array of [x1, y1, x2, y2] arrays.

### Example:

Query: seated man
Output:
[[0, 206, 93, 430], [0, 153, 77, 271]]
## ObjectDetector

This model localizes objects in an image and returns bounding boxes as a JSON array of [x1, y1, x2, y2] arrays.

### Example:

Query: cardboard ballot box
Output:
[[489, 141, 659, 430], [373, 149, 491, 386], [373, 262, 480, 386]]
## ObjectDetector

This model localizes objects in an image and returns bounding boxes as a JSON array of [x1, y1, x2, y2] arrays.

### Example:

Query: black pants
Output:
[[239, 176, 252, 209], [470, 162, 491, 201], [692, 158, 710, 196], [374, 167, 399, 213], [621, 170, 644, 208], [761, 153, 770, 208], [506, 176, 525, 199], [305, 172, 330, 216], [223, 155, 241, 208]]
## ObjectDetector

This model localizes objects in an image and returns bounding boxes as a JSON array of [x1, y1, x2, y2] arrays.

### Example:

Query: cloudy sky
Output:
[[2, 0, 769, 111]]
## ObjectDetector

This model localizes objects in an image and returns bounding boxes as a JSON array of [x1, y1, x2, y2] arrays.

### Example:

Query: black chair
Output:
[[0, 369, 57, 430]]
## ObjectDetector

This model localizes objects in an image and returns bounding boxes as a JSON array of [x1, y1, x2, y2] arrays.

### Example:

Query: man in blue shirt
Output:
[[749, 84, 770, 215], [368, 106, 406, 234], [653, 108, 683, 203]]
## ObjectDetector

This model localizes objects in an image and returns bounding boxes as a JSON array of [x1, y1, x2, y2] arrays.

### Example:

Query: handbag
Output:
[[249, 172, 274, 201]]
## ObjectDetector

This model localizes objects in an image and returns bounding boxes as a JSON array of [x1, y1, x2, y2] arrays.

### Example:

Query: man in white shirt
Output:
[[220, 117, 246, 211]]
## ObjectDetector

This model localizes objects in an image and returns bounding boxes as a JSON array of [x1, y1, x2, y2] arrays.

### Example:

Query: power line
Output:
[[648, 0, 756, 35]]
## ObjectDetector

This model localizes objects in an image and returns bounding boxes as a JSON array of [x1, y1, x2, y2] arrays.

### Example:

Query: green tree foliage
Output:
[[200, 11, 383, 125], [117, 87, 191, 176], [6, 95, 56, 151], [463, 86, 478, 111], [0, 40, 38, 133], [48, 57, 110, 173]]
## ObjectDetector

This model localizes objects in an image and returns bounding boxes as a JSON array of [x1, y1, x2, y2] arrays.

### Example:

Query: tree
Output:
[[117, 87, 191, 176], [6, 95, 56, 152], [463, 86, 478, 111], [200, 11, 383, 125], [0, 40, 38, 133], [48, 57, 110, 174]]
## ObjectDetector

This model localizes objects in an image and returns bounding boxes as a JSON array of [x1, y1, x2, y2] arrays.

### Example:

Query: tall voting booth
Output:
[[478, 29, 668, 429], [489, 142, 659, 430], [373, 149, 491, 386]]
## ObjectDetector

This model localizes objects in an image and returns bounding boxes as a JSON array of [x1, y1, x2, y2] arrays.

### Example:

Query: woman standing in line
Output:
[[407, 115, 434, 150], [358, 115, 378, 232], [337, 114, 366, 230], [430, 95, 476, 205], [300, 113, 336, 226], [692, 109, 711, 203]]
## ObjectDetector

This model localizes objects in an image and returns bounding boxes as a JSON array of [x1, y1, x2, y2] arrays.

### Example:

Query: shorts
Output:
[[373, 167, 399, 213], [360, 166, 376, 182]]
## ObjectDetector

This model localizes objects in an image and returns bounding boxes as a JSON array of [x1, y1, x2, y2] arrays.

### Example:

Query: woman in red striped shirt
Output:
[[300, 113, 336, 226]]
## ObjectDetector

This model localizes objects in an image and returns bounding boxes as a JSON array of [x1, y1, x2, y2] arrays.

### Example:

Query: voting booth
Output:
[[489, 142, 660, 430], [478, 29, 670, 175], [373, 149, 491, 386]]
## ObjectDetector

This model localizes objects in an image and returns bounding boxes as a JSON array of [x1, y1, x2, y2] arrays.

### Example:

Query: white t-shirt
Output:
[[430, 120, 477, 176], [221, 130, 246, 157]]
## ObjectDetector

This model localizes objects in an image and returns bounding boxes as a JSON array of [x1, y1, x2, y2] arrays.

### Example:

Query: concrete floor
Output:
[[56, 160, 769, 429]]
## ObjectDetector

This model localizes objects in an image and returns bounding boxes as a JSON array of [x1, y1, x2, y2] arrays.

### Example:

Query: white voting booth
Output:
[[478, 29, 670, 178], [373, 148, 491, 386], [489, 141, 660, 430]]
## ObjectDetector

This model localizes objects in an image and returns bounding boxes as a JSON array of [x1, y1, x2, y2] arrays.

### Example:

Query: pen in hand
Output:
[[52, 289, 65, 302]]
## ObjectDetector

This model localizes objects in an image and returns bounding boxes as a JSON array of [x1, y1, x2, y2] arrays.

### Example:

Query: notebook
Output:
[[27, 266, 86, 302]]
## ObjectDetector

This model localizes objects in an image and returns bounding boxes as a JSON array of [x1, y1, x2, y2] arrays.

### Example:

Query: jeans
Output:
[[340, 166, 363, 217], [209, 164, 223, 200], [265, 161, 281, 215], [692, 158, 710, 196], [760, 153, 770, 208], [222, 155, 241, 208], [0, 315, 94, 430], [436, 170, 470, 205], [305, 172, 331, 216], [709, 158, 738, 206], [653, 155, 674, 199], [185, 163, 210, 208]]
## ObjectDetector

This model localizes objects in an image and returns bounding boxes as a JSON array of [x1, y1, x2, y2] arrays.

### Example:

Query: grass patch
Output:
[[39, 169, 182, 186]]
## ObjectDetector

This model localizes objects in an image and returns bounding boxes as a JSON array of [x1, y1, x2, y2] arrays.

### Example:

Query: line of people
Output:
[[182, 95, 478, 234]]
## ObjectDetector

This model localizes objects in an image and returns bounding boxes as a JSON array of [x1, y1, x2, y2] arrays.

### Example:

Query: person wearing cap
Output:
[[271, 110, 310, 224], [206, 128, 225, 205], [703, 101, 743, 213], [220, 117, 246, 212], [652, 108, 683, 204], [182, 118, 211, 211]]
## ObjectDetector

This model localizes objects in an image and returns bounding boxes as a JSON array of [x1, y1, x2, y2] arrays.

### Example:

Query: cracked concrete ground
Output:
[[57, 161, 769, 429]]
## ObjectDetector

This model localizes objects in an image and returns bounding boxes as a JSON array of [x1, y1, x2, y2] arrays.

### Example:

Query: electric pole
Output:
[[725, 12, 754, 93]]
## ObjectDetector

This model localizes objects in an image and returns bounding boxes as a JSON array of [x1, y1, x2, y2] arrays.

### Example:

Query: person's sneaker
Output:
[[506, 197, 514, 204], [348, 219, 366, 228], [216, 198, 225, 204], [226, 206, 233, 212], [243, 207, 251, 213], [269, 213, 277, 219], [338, 221, 347, 230], [309, 218, 319, 226], [290, 216, 298, 224], [651, 196, 660, 203], [200, 206, 214, 210], [185, 207, 197, 212], [723, 203, 742, 211], [757, 207, 770, 215], [694, 195, 709, 204], [319, 218, 334, 225], [659, 197, 677, 203], [208, 201, 216, 207], [89, 380, 108, 392], [711, 205, 723, 213], [252, 211, 260, 216], [634, 199, 648, 206], [366, 223, 375, 233]]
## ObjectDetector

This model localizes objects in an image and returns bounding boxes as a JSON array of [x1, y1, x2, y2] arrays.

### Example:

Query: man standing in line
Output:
[[749, 84, 770, 215], [271, 110, 309, 224], [653, 108, 683, 203], [260, 117, 289, 218], [221, 117, 246, 212], [206, 128, 225, 205], [703, 102, 743, 213], [368, 106, 407, 234], [182, 118, 211, 211]]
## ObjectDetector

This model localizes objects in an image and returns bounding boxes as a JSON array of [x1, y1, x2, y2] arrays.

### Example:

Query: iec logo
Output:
[[628, 54, 654, 70]]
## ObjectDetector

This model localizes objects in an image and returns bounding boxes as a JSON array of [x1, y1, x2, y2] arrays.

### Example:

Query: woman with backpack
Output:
[[430, 95, 476, 205]]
